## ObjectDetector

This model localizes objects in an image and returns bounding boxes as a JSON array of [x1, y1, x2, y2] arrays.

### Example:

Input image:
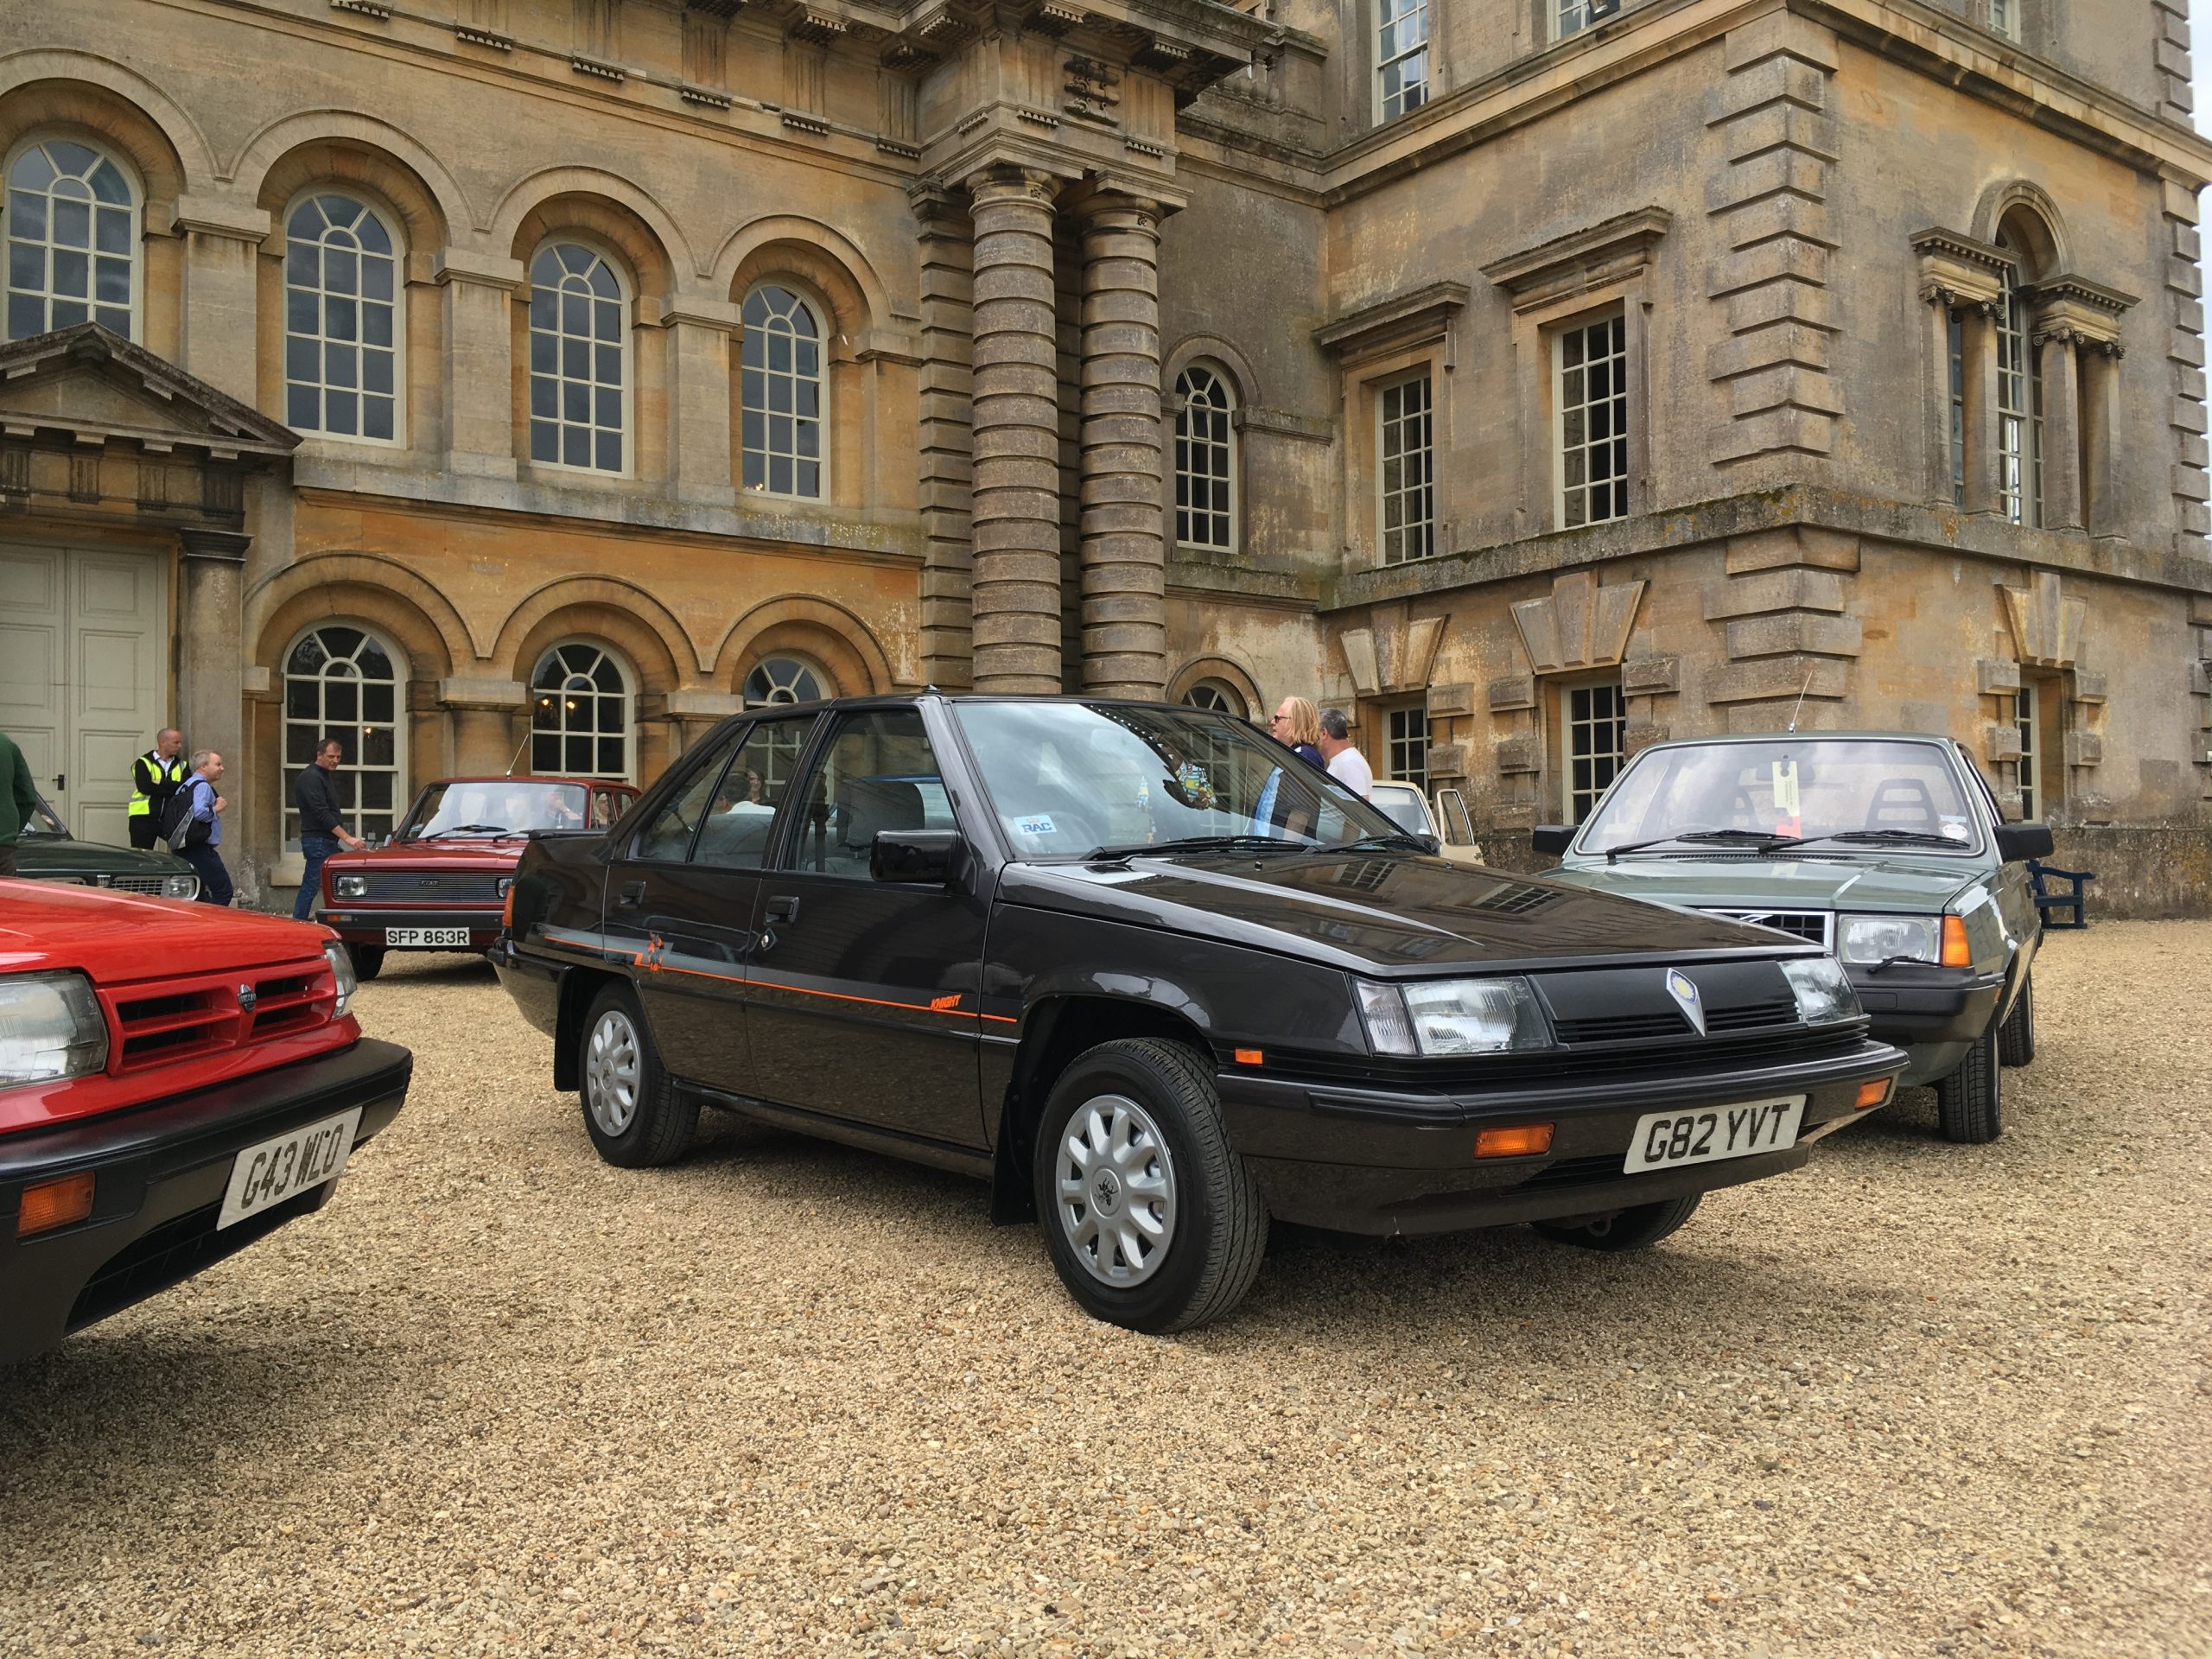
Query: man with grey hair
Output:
[[172, 749, 232, 906], [1318, 709, 1373, 798]]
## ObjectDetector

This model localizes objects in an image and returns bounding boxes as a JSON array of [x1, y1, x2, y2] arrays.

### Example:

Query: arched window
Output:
[[740, 285, 825, 498], [1993, 231, 2042, 529], [742, 656, 826, 707], [284, 625, 404, 846], [1183, 680, 1241, 715], [284, 194, 402, 442], [531, 641, 632, 779], [1174, 364, 1237, 551], [3, 138, 137, 341], [528, 242, 627, 474]]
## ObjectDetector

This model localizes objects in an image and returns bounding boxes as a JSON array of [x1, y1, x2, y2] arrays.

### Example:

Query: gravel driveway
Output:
[[3, 924, 2207, 1658]]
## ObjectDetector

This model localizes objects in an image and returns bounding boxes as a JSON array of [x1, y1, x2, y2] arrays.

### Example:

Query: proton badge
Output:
[[1663, 968, 1706, 1035], [237, 982, 257, 1014]]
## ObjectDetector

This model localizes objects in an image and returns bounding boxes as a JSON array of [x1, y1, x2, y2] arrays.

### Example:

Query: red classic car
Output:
[[0, 881, 411, 1364], [318, 776, 638, 978]]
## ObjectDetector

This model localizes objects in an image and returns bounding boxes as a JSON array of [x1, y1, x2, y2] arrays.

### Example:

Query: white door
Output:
[[0, 543, 168, 847]]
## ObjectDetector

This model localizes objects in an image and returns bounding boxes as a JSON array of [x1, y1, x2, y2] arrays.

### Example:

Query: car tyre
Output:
[[1935, 1021, 2003, 1143], [347, 944, 385, 982], [578, 983, 696, 1168], [1033, 1038, 1268, 1335], [1997, 971, 2035, 1069], [1532, 1192, 1703, 1251]]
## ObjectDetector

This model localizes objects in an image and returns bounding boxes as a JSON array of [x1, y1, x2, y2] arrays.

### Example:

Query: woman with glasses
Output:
[[1268, 696, 1325, 769]]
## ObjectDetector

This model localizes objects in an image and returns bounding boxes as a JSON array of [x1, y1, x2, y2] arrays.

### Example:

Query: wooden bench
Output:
[[2027, 859, 2095, 930]]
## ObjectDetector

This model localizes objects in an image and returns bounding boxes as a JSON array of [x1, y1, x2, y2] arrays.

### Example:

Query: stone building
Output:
[[3, 0, 2209, 911]]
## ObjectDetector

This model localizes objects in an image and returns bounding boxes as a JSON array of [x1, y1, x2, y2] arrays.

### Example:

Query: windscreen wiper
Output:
[[1084, 835, 1314, 860], [1603, 828, 1805, 863], [420, 823, 512, 838], [1340, 831, 1432, 851], [1796, 829, 1965, 849]]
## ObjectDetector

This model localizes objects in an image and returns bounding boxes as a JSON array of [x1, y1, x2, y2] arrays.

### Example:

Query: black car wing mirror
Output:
[[1995, 822, 2055, 862], [873, 829, 964, 884], [1531, 824, 1577, 856]]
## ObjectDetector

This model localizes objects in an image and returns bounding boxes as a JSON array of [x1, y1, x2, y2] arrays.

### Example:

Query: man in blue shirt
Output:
[[176, 749, 232, 906]]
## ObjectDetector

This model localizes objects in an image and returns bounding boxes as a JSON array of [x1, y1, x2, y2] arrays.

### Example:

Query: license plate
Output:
[[1622, 1095, 1806, 1174], [385, 926, 471, 946], [217, 1108, 362, 1230]]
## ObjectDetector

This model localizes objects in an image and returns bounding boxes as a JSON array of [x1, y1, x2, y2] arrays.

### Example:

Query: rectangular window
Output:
[[1997, 280, 2042, 527], [1557, 311, 1630, 529], [1377, 372, 1435, 565], [1948, 312, 1966, 508], [1565, 680, 1626, 823], [2015, 683, 2037, 822], [1377, 0, 1428, 121], [1555, 0, 1624, 42], [1387, 707, 1429, 791], [1988, 0, 2020, 41]]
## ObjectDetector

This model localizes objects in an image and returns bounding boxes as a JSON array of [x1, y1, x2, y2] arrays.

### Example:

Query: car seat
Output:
[[1866, 777, 1940, 833], [833, 778, 926, 874]]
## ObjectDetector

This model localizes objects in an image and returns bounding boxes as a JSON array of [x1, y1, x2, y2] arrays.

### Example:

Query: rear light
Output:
[[17, 1172, 94, 1238], [502, 885, 516, 930], [1939, 916, 1972, 967], [1855, 1078, 1894, 1110], [1474, 1123, 1554, 1159]]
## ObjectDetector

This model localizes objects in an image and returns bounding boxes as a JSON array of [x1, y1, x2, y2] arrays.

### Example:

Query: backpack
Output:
[[161, 779, 209, 849]]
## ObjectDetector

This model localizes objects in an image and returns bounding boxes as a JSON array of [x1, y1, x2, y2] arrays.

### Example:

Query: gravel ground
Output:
[[3, 925, 2209, 1659]]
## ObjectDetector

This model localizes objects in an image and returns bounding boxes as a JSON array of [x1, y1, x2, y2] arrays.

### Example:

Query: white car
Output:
[[1366, 782, 1484, 865]]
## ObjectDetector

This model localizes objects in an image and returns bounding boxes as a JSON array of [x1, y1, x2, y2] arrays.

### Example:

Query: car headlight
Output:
[[0, 972, 111, 1088], [1780, 957, 1860, 1025], [1834, 913, 1940, 967], [322, 940, 358, 1020], [334, 874, 367, 900], [162, 873, 199, 899], [1357, 976, 1552, 1057], [496, 876, 514, 898]]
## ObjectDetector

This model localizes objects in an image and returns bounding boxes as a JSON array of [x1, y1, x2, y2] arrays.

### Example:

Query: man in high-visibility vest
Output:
[[129, 728, 186, 850]]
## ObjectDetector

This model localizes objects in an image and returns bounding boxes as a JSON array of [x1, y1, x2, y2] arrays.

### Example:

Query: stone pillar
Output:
[[666, 300, 739, 506], [174, 199, 270, 404], [439, 678, 531, 774], [1961, 306, 2004, 516], [912, 182, 978, 690], [2037, 328, 2085, 531], [964, 166, 1065, 694], [436, 250, 524, 480], [1077, 194, 1168, 699], [2082, 344, 2124, 539], [175, 527, 249, 827]]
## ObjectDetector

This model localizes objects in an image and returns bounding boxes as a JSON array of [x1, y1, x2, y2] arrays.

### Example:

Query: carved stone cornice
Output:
[[2028, 273, 2138, 348], [1313, 280, 1469, 362], [1481, 207, 1672, 314], [1910, 226, 2012, 315]]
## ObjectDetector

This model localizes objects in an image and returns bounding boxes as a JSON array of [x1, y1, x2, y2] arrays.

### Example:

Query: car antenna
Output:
[[505, 732, 531, 777], [1785, 666, 1815, 734]]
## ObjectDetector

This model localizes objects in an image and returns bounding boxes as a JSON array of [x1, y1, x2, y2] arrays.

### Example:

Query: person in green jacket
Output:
[[0, 730, 38, 880]]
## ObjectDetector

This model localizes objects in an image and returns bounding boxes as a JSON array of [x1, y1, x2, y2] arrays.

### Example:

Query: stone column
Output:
[[2037, 328, 2085, 531], [436, 250, 524, 480], [2082, 344, 2125, 539], [176, 527, 249, 856], [1961, 305, 2004, 516], [964, 166, 1065, 693], [1077, 194, 1168, 699], [912, 182, 978, 690], [666, 299, 739, 506], [439, 677, 531, 774], [173, 199, 270, 404]]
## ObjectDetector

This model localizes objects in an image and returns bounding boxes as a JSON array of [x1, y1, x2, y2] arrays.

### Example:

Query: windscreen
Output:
[[22, 798, 68, 839], [1580, 740, 1980, 853], [1366, 785, 1432, 835], [400, 780, 593, 839], [953, 701, 1404, 859]]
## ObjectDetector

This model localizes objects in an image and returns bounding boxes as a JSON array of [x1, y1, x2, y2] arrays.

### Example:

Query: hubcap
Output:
[[1055, 1093, 1177, 1287], [585, 1007, 641, 1135]]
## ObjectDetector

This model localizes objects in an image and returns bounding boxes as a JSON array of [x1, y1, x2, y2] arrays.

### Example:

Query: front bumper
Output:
[[1848, 964, 2005, 1084], [321, 908, 503, 949], [0, 1039, 413, 1364], [1217, 1037, 1904, 1236]]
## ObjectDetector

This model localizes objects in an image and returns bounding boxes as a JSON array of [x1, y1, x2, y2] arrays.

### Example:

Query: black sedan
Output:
[[493, 695, 1906, 1332]]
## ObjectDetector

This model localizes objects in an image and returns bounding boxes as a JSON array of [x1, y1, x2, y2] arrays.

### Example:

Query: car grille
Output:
[[1286, 1027, 1866, 1090], [352, 871, 504, 904], [106, 875, 169, 895], [1697, 908, 1833, 949], [1552, 995, 1800, 1046], [105, 963, 339, 1072]]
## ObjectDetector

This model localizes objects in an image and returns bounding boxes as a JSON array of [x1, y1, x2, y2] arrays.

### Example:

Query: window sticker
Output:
[[1015, 815, 1057, 837], [1771, 760, 1802, 817]]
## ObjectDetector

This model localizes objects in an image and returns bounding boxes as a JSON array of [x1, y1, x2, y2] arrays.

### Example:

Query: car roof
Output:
[[419, 775, 637, 787], [1632, 730, 1959, 747]]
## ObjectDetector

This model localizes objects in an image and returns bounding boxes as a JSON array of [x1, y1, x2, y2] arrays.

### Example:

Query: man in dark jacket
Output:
[[0, 729, 39, 879], [292, 737, 367, 920], [129, 728, 186, 851]]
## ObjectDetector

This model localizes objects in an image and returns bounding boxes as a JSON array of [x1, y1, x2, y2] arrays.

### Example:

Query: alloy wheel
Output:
[[585, 1007, 642, 1136], [1054, 1092, 1179, 1287]]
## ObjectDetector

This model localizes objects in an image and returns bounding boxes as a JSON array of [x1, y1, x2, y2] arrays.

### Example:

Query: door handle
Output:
[[617, 880, 646, 906], [766, 895, 801, 924], [51, 773, 64, 791]]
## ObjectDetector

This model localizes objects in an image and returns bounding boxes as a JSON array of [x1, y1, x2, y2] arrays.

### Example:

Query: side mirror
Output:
[[1412, 832, 1441, 855], [873, 829, 964, 884], [1531, 824, 1577, 856], [1995, 822, 2054, 862]]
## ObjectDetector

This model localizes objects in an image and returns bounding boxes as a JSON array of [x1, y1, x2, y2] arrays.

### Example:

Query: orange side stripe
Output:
[[538, 928, 1008, 1022]]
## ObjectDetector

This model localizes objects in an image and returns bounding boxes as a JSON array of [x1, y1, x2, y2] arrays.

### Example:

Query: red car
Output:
[[0, 882, 411, 1364], [318, 776, 637, 979]]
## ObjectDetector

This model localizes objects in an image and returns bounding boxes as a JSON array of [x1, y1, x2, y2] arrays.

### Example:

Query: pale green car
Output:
[[1534, 733, 2050, 1144]]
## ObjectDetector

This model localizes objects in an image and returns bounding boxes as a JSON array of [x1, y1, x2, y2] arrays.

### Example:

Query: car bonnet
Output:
[[1543, 853, 1983, 912]]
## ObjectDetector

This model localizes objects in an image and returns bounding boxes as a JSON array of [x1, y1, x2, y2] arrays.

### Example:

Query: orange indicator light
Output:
[[1939, 915, 1972, 967], [1474, 1123, 1554, 1160], [17, 1172, 95, 1239], [1855, 1079, 1894, 1110], [1233, 1048, 1264, 1066]]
